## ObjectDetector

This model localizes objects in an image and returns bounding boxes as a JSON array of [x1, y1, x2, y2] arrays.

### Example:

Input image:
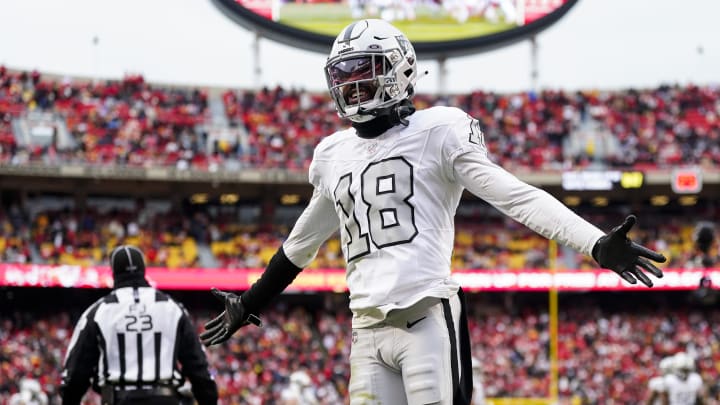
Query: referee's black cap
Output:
[[109, 245, 146, 276]]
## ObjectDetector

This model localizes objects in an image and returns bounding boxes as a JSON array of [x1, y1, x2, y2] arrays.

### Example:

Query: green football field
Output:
[[278, 3, 516, 42]]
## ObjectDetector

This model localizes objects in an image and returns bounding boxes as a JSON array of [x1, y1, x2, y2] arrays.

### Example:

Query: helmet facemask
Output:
[[326, 52, 403, 122]]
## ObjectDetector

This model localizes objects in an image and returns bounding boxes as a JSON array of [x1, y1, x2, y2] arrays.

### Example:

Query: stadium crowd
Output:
[[1, 293, 719, 404], [1, 69, 719, 405], [469, 299, 720, 403], [0, 201, 717, 270], [1, 68, 719, 170], [0, 68, 208, 168]]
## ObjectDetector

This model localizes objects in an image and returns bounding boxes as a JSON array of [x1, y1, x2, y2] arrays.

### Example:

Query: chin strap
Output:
[[354, 99, 416, 138], [357, 98, 416, 125], [391, 99, 416, 126]]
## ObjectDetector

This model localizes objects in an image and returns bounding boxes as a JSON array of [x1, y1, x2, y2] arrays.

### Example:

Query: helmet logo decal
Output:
[[388, 50, 402, 64], [387, 84, 400, 97]]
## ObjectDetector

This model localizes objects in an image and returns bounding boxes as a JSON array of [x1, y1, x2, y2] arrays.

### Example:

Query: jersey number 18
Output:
[[334, 157, 418, 261]]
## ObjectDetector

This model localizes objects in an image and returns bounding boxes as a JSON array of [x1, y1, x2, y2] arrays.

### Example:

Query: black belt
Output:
[[115, 386, 177, 401]]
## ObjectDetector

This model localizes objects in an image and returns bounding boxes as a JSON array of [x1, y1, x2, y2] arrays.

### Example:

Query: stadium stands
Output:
[[2, 69, 719, 404], [0, 69, 208, 168], [2, 68, 719, 169], [1, 199, 717, 270], [1, 293, 719, 404], [220, 82, 720, 170], [469, 298, 720, 403]]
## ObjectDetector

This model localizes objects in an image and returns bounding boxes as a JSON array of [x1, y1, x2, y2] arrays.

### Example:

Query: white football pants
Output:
[[348, 292, 471, 405]]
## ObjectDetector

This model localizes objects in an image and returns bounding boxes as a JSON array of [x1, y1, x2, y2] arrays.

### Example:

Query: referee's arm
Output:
[[177, 311, 218, 405], [61, 308, 101, 405]]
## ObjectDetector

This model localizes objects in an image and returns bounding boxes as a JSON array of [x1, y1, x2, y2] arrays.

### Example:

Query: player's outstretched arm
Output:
[[200, 288, 263, 346], [201, 189, 339, 346], [450, 131, 665, 287], [458, 161, 666, 286], [592, 215, 666, 287], [445, 111, 667, 287], [200, 246, 304, 346]]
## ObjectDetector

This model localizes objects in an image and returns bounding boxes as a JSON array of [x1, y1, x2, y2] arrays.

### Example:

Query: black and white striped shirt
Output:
[[60, 284, 217, 405]]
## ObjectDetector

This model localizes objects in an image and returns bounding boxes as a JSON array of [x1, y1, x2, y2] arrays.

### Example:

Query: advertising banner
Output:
[[1, 264, 717, 292]]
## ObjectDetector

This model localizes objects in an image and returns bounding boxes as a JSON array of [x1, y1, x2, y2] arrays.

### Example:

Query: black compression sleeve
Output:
[[241, 246, 303, 314]]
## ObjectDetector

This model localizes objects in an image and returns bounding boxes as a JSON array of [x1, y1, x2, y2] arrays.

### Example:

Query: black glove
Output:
[[592, 215, 666, 287], [200, 288, 262, 346]]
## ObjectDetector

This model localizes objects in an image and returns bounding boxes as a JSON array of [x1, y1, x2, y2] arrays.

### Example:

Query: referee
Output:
[[60, 245, 218, 405]]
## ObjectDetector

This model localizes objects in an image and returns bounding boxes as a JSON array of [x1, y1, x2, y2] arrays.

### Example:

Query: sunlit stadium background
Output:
[[1, 0, 719, 404]]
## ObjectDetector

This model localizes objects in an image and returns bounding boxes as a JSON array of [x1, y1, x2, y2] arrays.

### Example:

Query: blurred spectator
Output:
[[1, 294, 719, 404], [0, 197, 717, 271], [8, 378, 47, 405], [1, 68, 719, 170]]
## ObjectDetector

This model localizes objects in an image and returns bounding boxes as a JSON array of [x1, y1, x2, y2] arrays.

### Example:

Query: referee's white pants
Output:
[[348, 291, 471, 405]]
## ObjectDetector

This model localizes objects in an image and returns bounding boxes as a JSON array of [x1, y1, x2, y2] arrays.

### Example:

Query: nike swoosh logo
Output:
[[406, 316, 427, 329], [374, 35, 389, 40]]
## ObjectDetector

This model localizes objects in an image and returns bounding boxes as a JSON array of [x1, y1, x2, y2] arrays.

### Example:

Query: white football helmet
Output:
[[659, 356, 674, 375], [325, 19, 418, 123], [673, 352, 695, 373], [290, 370, 312, 387], [19, 378, 42, 394]]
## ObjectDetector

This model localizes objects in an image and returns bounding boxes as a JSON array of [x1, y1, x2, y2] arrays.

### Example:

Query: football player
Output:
[[9, 378, 48, 405], [471, 357, 487, 405], [201, 19, 666, 405], [662, 352, 706, 405], [646, 356, 674, 405], [280, 370, 319, 405]]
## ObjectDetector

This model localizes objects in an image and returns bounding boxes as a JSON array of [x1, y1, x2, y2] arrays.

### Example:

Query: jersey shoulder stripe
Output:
[[155, 290, 169, 302], [82, 295, 110, 320], [104, 291, 119, 303]]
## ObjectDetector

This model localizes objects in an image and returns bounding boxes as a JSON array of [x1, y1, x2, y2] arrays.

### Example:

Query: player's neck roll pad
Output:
[[353, 99, 416, 138]]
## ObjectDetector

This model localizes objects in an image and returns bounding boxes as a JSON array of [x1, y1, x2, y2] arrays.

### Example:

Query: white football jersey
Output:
[[8, 392, 48, 405], [280, 385, 319, 405], [283, 106, 605, 327], [664, 373, 703, 405], [648, 375, 666, 405], [648, 375, 666, 393], [472, 376, 486, 405]]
